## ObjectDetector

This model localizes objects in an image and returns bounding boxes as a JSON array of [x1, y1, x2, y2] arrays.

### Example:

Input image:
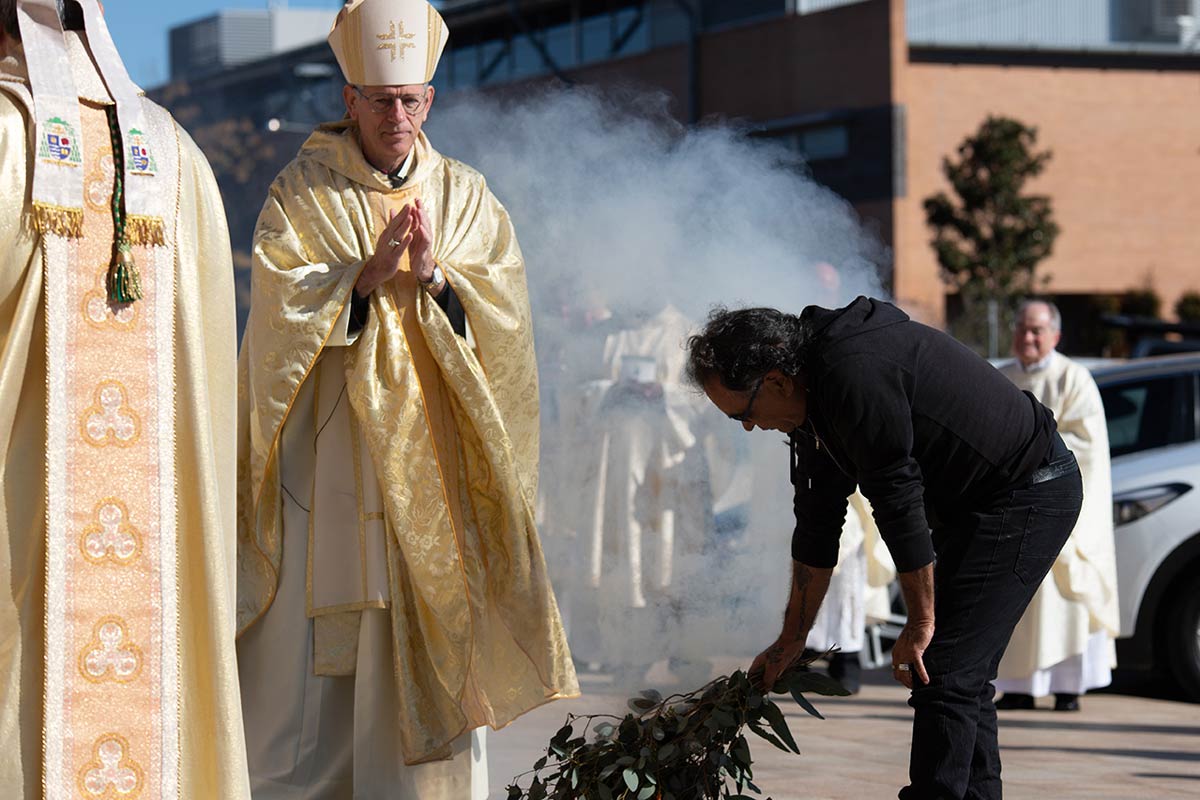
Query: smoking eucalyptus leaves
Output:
[[506, 663, 849, 800]]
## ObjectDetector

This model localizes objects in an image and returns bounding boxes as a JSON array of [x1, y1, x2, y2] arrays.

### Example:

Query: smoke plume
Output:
[[427, 86, 889, 686]]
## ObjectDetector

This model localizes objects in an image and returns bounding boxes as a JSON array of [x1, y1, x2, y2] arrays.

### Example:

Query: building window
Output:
[[1153, 0, 1195, 37], [1101, 375, 1196, 457], [773, 124, 849, 162], [450, 45, 477, 89], [801, 125, 849, 161]]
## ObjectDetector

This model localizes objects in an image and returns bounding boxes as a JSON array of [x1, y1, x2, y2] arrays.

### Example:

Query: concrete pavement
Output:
[[488, 662, 1200, 799]]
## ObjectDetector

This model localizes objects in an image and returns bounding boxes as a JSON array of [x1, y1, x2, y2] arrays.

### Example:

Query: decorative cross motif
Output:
[[80, 499, 141, 565], [376, 19, 416, 62], [80, 617, 142, 683], [81, 381, 141, 447], [86, 151, 115, 212], [84, 267, 137, 329], [79, 734, 143, 797]]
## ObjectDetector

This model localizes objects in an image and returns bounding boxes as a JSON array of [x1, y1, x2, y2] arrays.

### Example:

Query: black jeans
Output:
[[898, 441, 1083, 800]]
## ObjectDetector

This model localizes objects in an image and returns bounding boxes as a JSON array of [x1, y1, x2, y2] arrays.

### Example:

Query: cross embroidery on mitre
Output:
[[376, 19, 416, 61]]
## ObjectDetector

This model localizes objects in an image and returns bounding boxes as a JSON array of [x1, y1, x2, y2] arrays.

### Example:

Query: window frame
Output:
[[1099, 370, 1198, 458]]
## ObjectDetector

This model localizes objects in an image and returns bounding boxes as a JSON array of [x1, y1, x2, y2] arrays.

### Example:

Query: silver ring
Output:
[[387, 238, 401, 248], [895, 663, 911, 672]]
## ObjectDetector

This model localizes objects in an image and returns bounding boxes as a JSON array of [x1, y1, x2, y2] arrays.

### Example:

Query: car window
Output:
[[1100, 374, 1196, 457]]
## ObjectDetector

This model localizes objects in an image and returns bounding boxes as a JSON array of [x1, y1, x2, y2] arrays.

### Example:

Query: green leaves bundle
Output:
[[505, 664, 849, 800]]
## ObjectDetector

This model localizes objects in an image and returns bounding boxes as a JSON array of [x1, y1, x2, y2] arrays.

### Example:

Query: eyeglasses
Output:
[[352, 85, 430, 116], [730, 379, 763, 423]]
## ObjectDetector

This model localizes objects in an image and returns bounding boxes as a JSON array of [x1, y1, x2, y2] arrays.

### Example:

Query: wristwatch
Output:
[[420, 264, 445, 291]]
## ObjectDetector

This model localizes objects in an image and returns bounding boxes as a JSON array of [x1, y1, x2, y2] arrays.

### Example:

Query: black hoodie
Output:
[[789, 297, 1056, 573]]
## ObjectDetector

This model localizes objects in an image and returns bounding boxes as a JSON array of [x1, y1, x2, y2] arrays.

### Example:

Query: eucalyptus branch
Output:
[[505, 660, 849, 800]]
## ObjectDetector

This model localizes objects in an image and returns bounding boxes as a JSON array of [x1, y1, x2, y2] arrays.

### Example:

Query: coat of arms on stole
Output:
[[127, 128, 157, 176], [39, 116, 82, 165]]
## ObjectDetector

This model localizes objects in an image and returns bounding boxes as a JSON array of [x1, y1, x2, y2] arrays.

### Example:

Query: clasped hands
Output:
[[356, 198, 442, 297]]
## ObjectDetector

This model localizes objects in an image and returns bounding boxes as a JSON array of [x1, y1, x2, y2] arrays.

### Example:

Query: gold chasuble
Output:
[[238, 124, 578, 764], [0, 28, 250, 800]]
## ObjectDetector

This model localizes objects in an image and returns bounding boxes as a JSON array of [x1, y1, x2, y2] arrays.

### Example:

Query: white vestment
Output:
[[995, 352, 1119, 696], [807, 493, 894, 653], [237, 324, 487, 799], [553, 306, 721, 670]]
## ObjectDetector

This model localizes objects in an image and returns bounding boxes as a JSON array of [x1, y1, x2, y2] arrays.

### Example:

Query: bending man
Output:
[[686, 297, 1081, 799]]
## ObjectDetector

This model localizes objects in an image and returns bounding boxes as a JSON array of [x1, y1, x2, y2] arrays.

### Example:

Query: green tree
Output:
[[1175, 290, 1200, 323], [924, 116, 1060, 354], [1121, 285, 1161, 319]]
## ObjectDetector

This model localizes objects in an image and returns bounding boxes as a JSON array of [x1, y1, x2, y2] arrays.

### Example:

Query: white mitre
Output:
[[328, 0, 449, 86]]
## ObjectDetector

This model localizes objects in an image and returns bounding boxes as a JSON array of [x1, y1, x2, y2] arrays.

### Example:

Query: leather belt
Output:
[[1022, 434, 1080, 484]]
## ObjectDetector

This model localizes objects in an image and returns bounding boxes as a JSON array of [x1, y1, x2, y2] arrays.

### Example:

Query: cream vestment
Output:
[[0, 21, 249, 800], [995, 351, 1119, 695]]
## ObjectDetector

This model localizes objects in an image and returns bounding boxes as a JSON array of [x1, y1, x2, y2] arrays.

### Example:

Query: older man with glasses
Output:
[[235, 1, 578, 797], [993, 299, 1119, 713]]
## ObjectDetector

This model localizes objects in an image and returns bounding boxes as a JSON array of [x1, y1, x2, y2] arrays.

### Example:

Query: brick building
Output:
[[156, 0, 1200, 346]]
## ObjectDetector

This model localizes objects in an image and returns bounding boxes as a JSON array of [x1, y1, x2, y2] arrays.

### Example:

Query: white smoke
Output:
[[427, 86, 889, 687], [428, 86, 886, 317]]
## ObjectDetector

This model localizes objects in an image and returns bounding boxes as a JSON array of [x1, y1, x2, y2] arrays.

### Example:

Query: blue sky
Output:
[[104, 0, 345, 88]]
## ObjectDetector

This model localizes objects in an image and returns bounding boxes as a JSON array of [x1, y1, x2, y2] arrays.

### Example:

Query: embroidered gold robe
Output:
[[0, 38, 250, 799], [237, 123, 578, 765]]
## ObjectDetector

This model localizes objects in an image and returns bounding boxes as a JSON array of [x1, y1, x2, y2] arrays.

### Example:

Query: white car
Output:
[[1092, 354, 1200, 701]]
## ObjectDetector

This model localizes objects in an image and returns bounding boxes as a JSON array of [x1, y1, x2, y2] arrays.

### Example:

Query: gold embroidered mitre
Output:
[[328, 0, 449, 86]]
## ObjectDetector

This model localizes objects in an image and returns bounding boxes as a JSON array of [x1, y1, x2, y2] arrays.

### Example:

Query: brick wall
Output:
[[895, 54, 1200, 324]]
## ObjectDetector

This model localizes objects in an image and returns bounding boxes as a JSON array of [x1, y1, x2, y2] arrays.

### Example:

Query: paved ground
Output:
[[487, 659, 1200, 799]]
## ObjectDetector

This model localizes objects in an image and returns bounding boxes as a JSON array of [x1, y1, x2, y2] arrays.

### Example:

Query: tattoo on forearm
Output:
[[785, 564, 814, 636]]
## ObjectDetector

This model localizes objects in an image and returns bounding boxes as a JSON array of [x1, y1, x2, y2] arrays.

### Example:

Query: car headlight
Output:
[[1112, 483, 1192, 527]]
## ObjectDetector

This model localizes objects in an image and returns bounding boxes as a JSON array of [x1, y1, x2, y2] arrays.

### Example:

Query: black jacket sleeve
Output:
[[433, 281, 467, 338], [815, 354, 936, 573], [790, 428, 855, 568]]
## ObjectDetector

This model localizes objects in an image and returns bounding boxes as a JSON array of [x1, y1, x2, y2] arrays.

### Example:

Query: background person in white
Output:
[[552, 301, 724, 684], [803, 492, 895, 694], [994, 299, 1120, 711]]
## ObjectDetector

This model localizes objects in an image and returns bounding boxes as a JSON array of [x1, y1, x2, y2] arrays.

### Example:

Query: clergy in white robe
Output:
[[235, 2, 577, 796], [552, 303, 722, 682], [0, 2, 250, 796], [994, 300, 1119, 710], [805, 492, 894, 692]]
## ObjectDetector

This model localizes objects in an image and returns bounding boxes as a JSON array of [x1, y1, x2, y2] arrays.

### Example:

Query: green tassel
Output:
[[106, 242, 144, 304]]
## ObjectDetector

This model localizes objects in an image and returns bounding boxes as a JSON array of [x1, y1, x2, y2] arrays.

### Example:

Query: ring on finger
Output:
[[387, 238, 401, 247], [895, 663, 911, 672]]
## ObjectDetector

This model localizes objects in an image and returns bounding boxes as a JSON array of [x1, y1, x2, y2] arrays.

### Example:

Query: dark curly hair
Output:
[[685, 306, 811, 391]]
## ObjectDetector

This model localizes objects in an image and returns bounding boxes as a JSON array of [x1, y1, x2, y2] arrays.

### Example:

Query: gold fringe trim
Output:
[[31, 203, 84, 239], [126, 215, 166, 247]]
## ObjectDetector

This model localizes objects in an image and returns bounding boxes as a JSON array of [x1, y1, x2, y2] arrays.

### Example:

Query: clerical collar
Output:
[[385, 148, 416, 188], [1019, 351, 1056, 373]]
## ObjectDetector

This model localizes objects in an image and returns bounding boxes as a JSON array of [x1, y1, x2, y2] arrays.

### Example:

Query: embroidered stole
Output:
[[42, 99, 181, 800]]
